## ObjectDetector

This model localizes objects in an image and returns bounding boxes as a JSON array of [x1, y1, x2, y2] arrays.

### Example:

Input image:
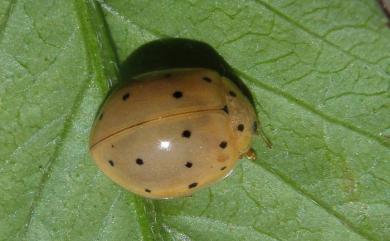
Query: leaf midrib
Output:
[[74, 1, 168, 240], [19, 1, 153, 241]]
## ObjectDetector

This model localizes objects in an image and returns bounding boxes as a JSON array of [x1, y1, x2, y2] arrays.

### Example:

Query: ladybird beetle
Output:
[[89, 68, 257, 199]]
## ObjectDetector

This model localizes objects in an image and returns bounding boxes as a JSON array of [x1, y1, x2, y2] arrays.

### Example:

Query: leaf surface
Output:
[[0, 0, 389, 241]]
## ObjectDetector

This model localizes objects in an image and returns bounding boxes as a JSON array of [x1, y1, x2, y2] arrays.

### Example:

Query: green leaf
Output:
[[0, 0, 389, 241]]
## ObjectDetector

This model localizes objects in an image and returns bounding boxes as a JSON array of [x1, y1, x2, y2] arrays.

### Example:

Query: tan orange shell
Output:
[[89, 68, 257, 199]]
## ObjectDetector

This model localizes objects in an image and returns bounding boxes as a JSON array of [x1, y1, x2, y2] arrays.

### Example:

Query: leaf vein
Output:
[[21, 0, 118, 238], [239, 70, 389, 148], [253, 0, 390, 78], [21, 65, 95, 239], [0, 0, 16, 43], [95, 190, 123, 241], [165, 214, 282, 241], [250, 160, 375, 241]]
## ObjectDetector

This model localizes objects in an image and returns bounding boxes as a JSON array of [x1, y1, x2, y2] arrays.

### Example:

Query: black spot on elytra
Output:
[[99, 113, 103, 120], [108, 160, 114, 166], [219, 141, 228, 149], [253, 121, 258, 133], [145, 189, 151, 193], [185, 162, 193, 168], [136, 158, 144, 165], [222, 105, 229, 114], [220, 166, 226, 171], [188, 182, 198, 189], [111, 144, 114, 148], [203, 76, 212, 83], [173, 91, 183, 98], [122, 92, 130, 101], [229, 90, 237, 97], [237, 124, 245, 132], [164, 73, 172, 78], [182, 130, 191, 138]]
